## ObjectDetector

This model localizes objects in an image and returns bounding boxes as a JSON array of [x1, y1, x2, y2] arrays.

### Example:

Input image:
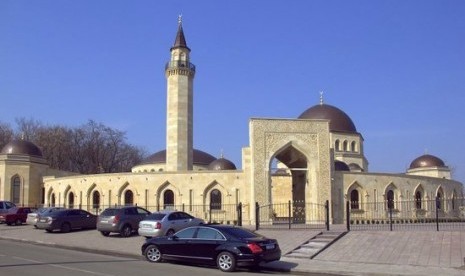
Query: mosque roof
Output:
[[208, 157, 237, 170], [171, 15, 189, 51], [298, 103, 357, 133], [0, 139, 43, 157], [141, 149, 216, 166], [409, 154, 446, 169]]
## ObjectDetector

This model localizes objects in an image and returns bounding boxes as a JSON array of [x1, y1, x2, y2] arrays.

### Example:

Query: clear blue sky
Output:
[[1, 1, 464, 184]]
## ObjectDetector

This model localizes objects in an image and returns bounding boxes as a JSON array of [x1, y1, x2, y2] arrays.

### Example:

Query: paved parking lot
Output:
[[1, 223, 465, 275]]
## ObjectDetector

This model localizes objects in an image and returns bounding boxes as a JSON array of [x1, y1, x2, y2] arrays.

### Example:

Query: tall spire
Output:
[[172, 14, 189, 50]]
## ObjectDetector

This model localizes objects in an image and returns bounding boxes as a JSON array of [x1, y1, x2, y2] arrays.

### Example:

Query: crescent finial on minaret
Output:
[[178, 14, 182, 25], [319, 91, 324, 105]]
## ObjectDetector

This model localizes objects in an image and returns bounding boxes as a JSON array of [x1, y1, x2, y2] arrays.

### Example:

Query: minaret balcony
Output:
[[165, 61, 196, 72]]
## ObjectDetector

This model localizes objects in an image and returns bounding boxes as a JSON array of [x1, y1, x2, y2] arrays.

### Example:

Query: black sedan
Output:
[[141, 224, 281, 272], [36, 209, 97, 233]]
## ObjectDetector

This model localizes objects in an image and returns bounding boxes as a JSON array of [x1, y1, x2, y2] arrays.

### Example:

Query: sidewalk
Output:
[[1, 224, 464, 275]]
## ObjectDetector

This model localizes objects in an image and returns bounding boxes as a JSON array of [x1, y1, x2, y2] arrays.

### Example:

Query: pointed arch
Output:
[[347, 182, 364, 210], [384, 182, 398, 210], [10, 174, 22, 204], [436, 186, 445, 210], [156, 181, 180, 210], [413, 184, 424, 210]]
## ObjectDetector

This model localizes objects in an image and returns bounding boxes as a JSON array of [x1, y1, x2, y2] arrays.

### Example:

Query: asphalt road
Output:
[[0, 239, 300, 276]]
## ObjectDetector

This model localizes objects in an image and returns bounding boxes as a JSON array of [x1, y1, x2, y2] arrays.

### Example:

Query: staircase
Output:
[[285, 231, 347, 259]]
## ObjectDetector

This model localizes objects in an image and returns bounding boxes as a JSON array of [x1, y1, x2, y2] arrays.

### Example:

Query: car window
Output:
[[124, 208, 136, 215], [0, 202, 3, 208], [101, 209, 118, 216], [175, 227, 196, 239], [136, 207, 150, 215], [221, 227, 260, 239], [146, 213, 166, 220], [5, 202, 15, 209], [178, 212, 193, 219], [168, 212, 178, 221], [196, 228, 225, 240]]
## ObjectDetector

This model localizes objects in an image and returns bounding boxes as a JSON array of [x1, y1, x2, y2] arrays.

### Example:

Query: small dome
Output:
[[1, 140, 43, 157], [334, 160, 350, 171], [208, 157, 237, 170], [409, 154, 446, 169], [298, 103, 357, 133], [141, 149, 216, 166]]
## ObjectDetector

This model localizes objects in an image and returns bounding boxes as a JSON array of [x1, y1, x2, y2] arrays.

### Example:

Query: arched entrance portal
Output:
[[270, 145, 308, 223]]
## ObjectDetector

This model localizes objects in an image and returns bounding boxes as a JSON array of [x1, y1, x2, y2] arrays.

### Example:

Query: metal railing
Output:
[[165, 60, 196, 71], [346, 196, 465, 231], [256, 200, 329, 230]]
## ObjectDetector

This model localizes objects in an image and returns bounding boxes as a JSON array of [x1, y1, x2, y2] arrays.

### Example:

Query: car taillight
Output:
[[247, 243, 263, 254], [155, 222, 161, 229], [113, 215, 120, 224]]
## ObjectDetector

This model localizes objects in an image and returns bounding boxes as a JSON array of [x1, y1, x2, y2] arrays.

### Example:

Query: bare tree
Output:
[[0, 122, 14, 150]]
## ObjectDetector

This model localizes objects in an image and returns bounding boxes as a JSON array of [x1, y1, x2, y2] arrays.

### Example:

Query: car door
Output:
[[190, 227, 226, 262], [162, 227, 197, 259]]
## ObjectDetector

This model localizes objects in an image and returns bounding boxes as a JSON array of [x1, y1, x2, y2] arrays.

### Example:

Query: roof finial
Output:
[[319, 91, 324, 105], [178, 14, 182, 26], [220, 149, 224, 158]]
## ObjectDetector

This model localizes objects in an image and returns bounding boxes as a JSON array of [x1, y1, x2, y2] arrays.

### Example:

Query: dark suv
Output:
[[97, 206, 150, 237]]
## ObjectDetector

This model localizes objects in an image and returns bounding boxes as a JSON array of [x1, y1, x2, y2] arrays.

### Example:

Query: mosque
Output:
[[0, 19, 463, 225]]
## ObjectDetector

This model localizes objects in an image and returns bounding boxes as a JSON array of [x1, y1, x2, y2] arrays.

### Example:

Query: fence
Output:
[[347, 196, 465, 231], [255, 200, 329, 230]]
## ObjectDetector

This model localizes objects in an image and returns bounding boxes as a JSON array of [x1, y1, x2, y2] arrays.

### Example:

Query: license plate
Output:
[[39, 219, 47, 222], [142, 224, 151, 228], [266, 244, 275, 250]]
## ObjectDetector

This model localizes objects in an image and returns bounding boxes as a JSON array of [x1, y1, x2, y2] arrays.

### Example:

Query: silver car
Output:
[[26, 207, 65, 228], [138, 210, 204, 238]]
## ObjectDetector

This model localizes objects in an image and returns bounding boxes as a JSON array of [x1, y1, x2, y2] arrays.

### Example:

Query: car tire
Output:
[[217, 251, 236, 272], [60, 222, 71, 233], [15, 219, 22, 226], [166, 229, 175, 236], [144, 245, 162, 263], [100, 231, 110, 237], [120, 225, 132, 237], [6, 222, 12, 226], [45, 229, 53, 233]]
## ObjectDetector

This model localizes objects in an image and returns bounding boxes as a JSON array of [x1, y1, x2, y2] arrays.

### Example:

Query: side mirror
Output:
[[170, 235, 179, 241]]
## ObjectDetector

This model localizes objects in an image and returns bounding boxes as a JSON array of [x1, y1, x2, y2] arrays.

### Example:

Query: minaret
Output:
[[165, 16, 195, 171]]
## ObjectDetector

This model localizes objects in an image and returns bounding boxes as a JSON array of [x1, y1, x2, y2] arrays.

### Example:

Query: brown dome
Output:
[[298, 104, 357, 133], [141, 149, 216, 166], [409, 154, 446, 169], [1, 140, 43, 157], [208, 158, 237, 170]]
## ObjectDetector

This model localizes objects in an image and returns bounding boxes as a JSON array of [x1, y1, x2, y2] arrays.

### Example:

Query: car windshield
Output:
[[7, 207, 19, 214], [145, 213, 166, 220], [221, 227, 261, 239], [100, 209, 119, 216]]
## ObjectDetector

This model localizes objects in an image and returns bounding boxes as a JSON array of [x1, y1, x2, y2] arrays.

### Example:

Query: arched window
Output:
[[124, 190, 133, 206], [350, 190, 359, 209], [11, 176, 21, 204], [452, 193, 456, 210], [351, 141, 357, 152], [93, 191, 100, 209], [415, 191, 422, 210], [163, 189, 174, 209], [335, 140, 340, 151], [343, 140, 348, 151], [51, 193, 56, 207], [436, 192, 443, 210], [210, 189, 222, 210], [386, 190, 395, 210], [68, 192, 75, 209]]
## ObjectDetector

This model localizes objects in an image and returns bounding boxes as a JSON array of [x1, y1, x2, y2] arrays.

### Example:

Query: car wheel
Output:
[[144, 245, 162, 263], [6, 222, 12, 226], [120, 225, 132, 237], [15, 219, 22, 226], [33, 225, 38, 229], [100, 231, 110, 237], [217, 251, 236, 272], [166, 229, 175, 236], [45, 229, 53, 233], [60, 222, 71, 233]]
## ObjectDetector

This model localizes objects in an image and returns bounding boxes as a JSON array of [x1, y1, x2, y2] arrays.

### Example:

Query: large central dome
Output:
[[298, 103, 357, 133]]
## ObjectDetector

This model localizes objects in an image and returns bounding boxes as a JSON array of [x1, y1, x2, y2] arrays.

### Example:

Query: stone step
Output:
[[285, 231, 347, 259]]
